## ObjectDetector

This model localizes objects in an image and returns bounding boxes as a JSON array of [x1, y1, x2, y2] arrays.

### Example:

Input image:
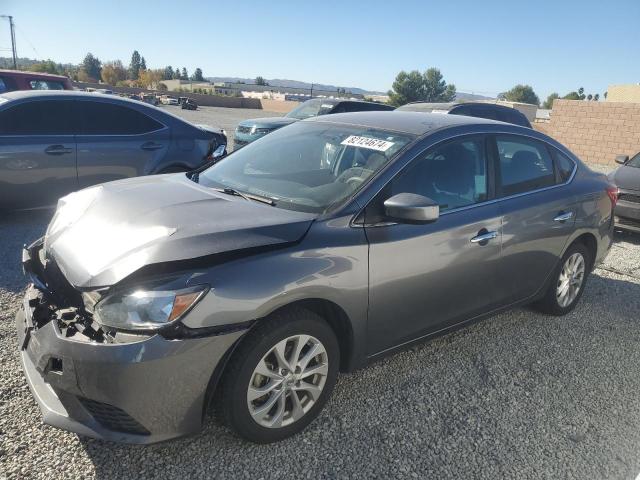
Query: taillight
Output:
[[606, 185, 619, 208]]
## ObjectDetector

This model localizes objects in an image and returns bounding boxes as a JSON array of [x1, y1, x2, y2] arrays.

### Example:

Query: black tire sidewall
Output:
[[222, 310, 340, 443]]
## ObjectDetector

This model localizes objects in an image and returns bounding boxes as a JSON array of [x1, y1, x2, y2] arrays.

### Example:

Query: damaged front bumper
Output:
[[17, 241, 248, 444]]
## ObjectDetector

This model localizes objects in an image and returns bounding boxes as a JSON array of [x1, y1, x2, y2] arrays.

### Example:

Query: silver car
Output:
[[0, 90, 227, 210], [17, 111, 614, 444]]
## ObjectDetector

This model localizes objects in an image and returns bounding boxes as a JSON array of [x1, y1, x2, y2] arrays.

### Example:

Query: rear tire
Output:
[[216, 307, 339, 443], [533, 242, 591, 316]]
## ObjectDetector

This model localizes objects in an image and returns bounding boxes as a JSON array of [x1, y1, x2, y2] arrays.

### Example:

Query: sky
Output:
[[1, 0, 639, 101]]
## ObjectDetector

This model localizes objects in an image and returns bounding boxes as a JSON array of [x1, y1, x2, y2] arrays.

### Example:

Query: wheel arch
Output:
[[567, 231, 598, 271]]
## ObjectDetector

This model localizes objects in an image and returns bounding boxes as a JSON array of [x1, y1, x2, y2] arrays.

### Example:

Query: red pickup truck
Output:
[[0, 69, 73, 93]]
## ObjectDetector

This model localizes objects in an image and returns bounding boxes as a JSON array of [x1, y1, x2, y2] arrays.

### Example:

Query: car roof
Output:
[[0, 89, 142, 106], [304, 110, 504, 135], [0, 69, 69, 81], [397, 101, 524, 113]]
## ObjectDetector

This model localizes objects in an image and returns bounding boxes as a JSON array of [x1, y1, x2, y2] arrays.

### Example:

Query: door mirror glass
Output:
[[384, 193, 439, 223], [615, 155, 629, 165], [212, 144, 227, 159]]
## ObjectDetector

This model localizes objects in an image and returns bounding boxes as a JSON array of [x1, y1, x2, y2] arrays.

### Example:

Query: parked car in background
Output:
[[178, 96, 188, 105], [233, 98, 394, 148], [609, 153, 640, 232], [181, 98, 197, 110], [16, 111, 614, 445], [0, 90, 227, 209], [140, 93, 159, 106], [160, 95, 179, 105], [0, 69, 73, 93], [396, 102, 532, 128]]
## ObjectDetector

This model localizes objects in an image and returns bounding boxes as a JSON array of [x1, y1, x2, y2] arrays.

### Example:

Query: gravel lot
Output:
[[1, 159, 640, 479], [157, 104, 282, 151]]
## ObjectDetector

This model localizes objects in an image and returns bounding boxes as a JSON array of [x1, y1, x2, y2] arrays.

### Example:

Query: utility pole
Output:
[[310, 82, 314, 98], [0, 15, 17, 69]]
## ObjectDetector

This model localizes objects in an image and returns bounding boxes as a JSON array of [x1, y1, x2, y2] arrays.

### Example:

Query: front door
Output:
[[75, 99, 170, 189], [0, 99, 77, 209], [365, 135, 502, 355]]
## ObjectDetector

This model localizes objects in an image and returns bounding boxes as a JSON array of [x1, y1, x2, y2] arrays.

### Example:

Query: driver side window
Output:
[[390, 136, 489, 212]]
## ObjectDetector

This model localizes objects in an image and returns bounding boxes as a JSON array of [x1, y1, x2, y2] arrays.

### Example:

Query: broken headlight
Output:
[[94, 286, 207, 331]]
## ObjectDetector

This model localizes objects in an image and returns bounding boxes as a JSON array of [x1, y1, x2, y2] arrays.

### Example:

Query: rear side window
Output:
[[0, 100, 74, 135], [496, 136, 555, 196], [0, 78, 7, 93], [29, 80, 65, 90], [78, 101, 164, 135], [551, 149, 576, 182]]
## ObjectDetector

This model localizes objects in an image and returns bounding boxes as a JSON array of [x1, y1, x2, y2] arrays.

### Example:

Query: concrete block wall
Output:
[[533, 99, 640, 166]]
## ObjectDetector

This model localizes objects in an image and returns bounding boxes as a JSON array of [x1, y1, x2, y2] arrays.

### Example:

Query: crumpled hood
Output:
[[238, 117, 297, 129], [610, 166, 640, 192], [44, 174, 315, 289]]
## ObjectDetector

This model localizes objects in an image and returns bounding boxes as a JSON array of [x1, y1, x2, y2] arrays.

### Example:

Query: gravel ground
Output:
[[156, 104, 282, 151], [2, 167, 640, 479]]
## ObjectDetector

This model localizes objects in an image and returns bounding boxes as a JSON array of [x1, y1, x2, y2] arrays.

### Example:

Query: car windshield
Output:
[[197, 121, 415, 213], [286, 99, 337, 120], [627, 153, 640, 168]]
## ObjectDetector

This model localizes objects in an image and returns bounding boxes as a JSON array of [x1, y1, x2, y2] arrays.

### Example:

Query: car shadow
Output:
[[614, 228, 640, 246], [78, 271, 640, 479], [0, 209, 52, 293]]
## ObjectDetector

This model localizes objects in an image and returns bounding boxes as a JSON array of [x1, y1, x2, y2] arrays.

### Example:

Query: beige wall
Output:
[[607, 84, 640, 103], [259, 99, 299, 113], [532, 99, 640, 165]]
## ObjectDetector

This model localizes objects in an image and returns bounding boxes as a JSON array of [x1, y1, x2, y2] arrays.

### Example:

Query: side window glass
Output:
[[29, 80, 65, 90], [79, 102, 163, 135], [391, 137, 488, 212], [496, 136, 555, 196], [0, 78, 7, 93], [552, 149, 575, 183], [0, 100, 74, 135]]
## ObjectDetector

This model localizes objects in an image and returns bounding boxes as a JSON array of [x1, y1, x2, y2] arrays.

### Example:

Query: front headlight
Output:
[[251, 127, 272, 135], [94, 286, 207, 331]]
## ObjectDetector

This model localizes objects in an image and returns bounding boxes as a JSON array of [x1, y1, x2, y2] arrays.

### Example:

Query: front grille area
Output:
[[619, 193, 640, 204], [236, 125, 252, 134], [79, 398, 150, 436]]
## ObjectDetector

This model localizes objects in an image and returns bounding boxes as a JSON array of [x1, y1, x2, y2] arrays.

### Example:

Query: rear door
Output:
[[493, 134, 577, 304], [0, 99, 77, 209], [75, 99, 170, 188]]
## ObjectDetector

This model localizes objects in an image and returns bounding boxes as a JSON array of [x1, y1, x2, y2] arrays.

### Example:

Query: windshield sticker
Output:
[[321, 104, 334, 109], [341, 135, 395, 152]]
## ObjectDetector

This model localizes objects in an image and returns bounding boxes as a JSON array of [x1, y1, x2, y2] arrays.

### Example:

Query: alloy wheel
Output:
[[556, 252, 586, 308], [247, 335, 328, 428]]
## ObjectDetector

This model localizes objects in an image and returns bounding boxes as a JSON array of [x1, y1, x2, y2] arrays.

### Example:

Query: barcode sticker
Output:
[[341, 136, 395, 152]]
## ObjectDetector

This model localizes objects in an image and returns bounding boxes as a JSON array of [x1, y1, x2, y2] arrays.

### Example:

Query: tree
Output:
[[499, 84, 540, 106], [604, 91, 608, 99], [129, 50, 142, 80], [563, 91, 581, 100], [594, 93, 600, 101], [578, 87, 585, 100], [100, 60, 127, 86], [255, 76, 269, 86], [81, 52, 102, 82], [163, 66, 174, 80], [29, 60, 60, 75], [140, 56, 147, 70], [387, 68, 456, 106], [174, 67, 180, 80], [542, 92, 559, 109], [181, 67, 188, 80], [192, 68, 204, 82], [157, 82, 168, 91], [137, 68, 163, 89]]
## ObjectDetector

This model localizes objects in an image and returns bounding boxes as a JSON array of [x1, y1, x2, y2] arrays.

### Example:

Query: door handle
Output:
[[470, 230, 498, 244], [44, 145, 72, 155], [141, 142, 164, 151], [553, 211, 574, 222]]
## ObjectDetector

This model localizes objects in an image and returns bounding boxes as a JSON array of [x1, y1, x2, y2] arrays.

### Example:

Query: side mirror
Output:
[[212, 144, 227, 159], [615, 155, 629, 165], [384, 193, 439, 224]]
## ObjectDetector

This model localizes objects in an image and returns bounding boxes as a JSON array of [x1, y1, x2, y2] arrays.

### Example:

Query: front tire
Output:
[[217, 307, 339, 443], [534, 242, 591, 315]]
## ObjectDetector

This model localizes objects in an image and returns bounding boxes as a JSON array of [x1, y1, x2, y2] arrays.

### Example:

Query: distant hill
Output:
[[454, 91, 495, 101], [206, 77, 385, 96]]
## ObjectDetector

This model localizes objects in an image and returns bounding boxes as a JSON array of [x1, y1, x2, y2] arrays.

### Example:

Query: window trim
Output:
[[352, 130, 577, 227], [74, 99, 168, 137]]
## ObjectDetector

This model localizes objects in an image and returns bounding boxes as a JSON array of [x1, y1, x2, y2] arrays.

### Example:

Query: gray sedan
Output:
[[0, 90, 227, 210], [609, 152, 640, 232], [17, 111, 614, 444]]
